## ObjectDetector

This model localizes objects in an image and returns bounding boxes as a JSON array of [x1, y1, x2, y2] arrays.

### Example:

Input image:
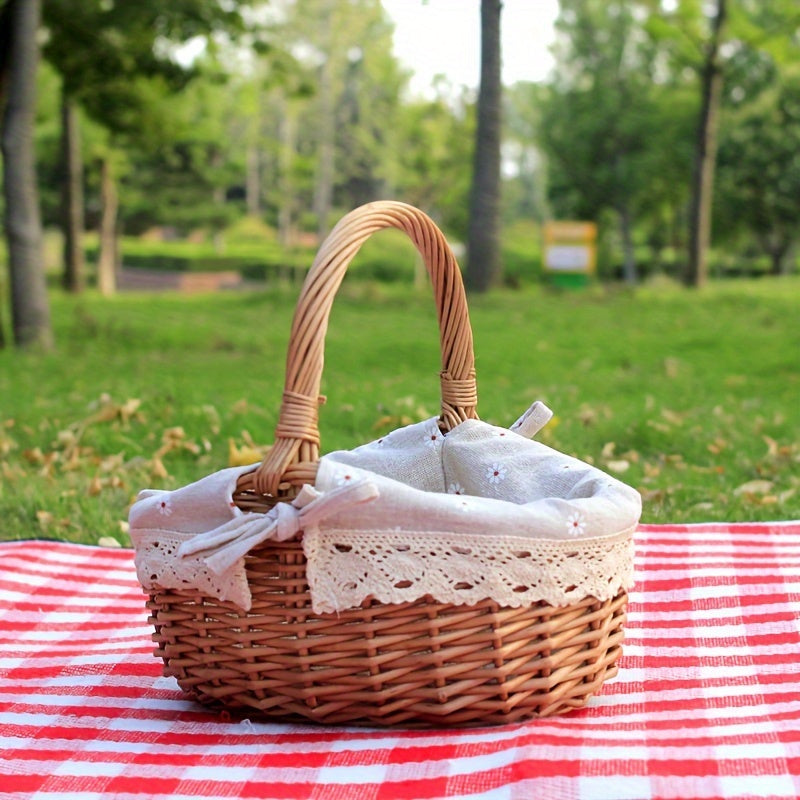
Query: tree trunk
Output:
[[314, 54, 335, 242], [766, 238, 790, 276], [60, 93, 85, 292], [97, 156, 118, 296], [313, 3, 335, 243], [619, 203, 637, 284], [1, 0, 52, 348], [465, 0, 503, 293], [277, 97, 296, 248], [686, 0, 727, 288], [246, 145, 260, 217]]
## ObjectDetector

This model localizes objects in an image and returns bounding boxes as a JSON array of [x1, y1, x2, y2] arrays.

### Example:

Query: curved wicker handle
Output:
[[248, 201, 478, 497]]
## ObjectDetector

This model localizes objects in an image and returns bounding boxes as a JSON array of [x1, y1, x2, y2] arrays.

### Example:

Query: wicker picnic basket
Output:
[[143, 201, 629, 727]]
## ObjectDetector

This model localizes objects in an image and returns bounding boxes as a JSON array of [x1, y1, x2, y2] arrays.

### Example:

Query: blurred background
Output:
[[3, 0, 799, 338], [1, 0, 799, 538]]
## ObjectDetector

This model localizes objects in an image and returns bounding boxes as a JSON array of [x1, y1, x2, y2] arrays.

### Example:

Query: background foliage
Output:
[[5, 0, 799, 286], [1, 0, 799, 542]]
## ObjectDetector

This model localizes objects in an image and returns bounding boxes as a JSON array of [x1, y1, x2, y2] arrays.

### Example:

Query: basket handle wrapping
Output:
[[249, 201, 478, 497]]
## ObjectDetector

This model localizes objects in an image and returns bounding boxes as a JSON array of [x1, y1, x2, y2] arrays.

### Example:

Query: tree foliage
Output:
[[538, 0, 800, 281], [717, 69, 800, 273], [3, 0, 798, 320]]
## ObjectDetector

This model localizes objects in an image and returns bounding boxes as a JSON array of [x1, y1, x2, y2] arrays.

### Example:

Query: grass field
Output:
[[1, 274, 798, 545]]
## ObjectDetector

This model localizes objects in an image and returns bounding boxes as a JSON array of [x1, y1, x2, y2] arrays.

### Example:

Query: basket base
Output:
[[147, 542, 627, 727]]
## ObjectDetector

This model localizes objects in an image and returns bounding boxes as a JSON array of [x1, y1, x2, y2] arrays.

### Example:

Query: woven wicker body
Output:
[[145, 202, 629, 727], [149, 543, 626, 726]]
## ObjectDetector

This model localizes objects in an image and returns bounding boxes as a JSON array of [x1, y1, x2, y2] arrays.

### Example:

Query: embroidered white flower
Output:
[[486, 463, 507, 484], [156, 497, 173, 517], [448, 482, 465, 495], [336, 472, 354, 486], [423, 426, 442, 448], [566, 512, 586, 537]]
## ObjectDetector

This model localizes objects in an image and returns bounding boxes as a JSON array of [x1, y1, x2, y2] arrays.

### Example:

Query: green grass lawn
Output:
[[1, 275, 798, 545]]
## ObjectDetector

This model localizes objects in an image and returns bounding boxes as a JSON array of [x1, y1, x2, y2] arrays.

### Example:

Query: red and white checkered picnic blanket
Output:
[[1, 522, 799, 800]]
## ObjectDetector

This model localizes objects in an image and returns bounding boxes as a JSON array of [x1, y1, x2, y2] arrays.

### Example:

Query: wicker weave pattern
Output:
[[149, 541, 627, 727], [146, 201, 630, 726]]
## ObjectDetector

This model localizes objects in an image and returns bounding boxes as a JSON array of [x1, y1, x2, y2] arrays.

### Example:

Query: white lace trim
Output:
[[303, 525, 635, 614], [129, 404, 640, 614], [133, 529, 252, 610]]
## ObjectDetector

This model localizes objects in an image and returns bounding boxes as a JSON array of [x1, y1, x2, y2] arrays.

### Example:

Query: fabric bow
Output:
[[178, 479, 379, 577]]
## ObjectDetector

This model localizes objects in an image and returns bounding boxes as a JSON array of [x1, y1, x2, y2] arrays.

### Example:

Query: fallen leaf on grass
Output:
[[643, 462, 661, 479], [0, 431, 17, 456], [202, 405, 221, 436], [647, 420, 671, 434], [663, 357, 681, 379], [23, 447, 45, 464], [228, 430, 271, 467], [733, 480, 774, 496], [707, 437, 728, 454], [98, 453, 125, 474], [150, 458, 169, 480], [36, 510, 54, 530], [372, 414, 413, 432], [54, 429, 79, 450], [607, 459, 630, 474], [661, 408, 686, 426], [97, 536, 122, 548], [762, 436, 795, 460], [119, 399, 142, 425], [154, 427, 202, 459], [88, 475, 125, 496], [35, 511, 72, 532], [85, 394, 142, 426], [231, 399, 250, 415], [1, 462, 23, 481], [228, 438, 266, 467]]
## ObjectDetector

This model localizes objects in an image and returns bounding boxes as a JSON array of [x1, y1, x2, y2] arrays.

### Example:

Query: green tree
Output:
[[284, 0, 405, 238], [503, 81, 550, 226], [41, 0, 244, 292], [540, 0, 675, 282], [687, 0, 727, 288], [716, 71, 800, 274], [392, 90, 474, 237], [648, 0, 800, 285]]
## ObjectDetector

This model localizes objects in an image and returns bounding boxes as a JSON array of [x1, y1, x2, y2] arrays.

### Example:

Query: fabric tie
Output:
[[510, 401, 553, 438], [178, 479, 379, 576]]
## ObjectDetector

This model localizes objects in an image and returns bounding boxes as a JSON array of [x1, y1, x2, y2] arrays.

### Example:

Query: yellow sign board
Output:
[[543, 221, 597, 274]]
